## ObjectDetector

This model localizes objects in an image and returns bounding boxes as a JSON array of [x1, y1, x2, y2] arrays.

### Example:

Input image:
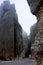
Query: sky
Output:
[[0, 0, 37, 35]]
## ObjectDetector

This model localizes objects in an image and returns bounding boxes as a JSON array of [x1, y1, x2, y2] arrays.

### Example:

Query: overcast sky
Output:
[[0, 0, 37, 35]]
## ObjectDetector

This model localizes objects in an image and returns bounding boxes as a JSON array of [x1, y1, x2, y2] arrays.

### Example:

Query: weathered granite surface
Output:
[[0, 0, 29, 60], [0, 1, 23, 60], [30, 23, 36, 44], [27, 0, 43, 65], [27, 0, 41, 15]]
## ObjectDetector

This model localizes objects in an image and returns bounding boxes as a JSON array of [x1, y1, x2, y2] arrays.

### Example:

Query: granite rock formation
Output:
[[0, 0, 29, 60], [30, 23, 36, 44], [0, 1, 15, 60], [0, 1, 23, 60], [27, 0, 43, 65], [27, 0, 41, 15]]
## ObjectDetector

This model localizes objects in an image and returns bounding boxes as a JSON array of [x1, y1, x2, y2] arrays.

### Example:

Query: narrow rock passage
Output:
[[0, 59, 36, 65]]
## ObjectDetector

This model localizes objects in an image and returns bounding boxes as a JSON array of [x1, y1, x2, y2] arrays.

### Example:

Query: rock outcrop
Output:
[[27, 0, 43, 65], [30, 23, 36, 44], [0, 0, 29, 60], [0, 1, 23, 60], [27, 0, 41, 15]]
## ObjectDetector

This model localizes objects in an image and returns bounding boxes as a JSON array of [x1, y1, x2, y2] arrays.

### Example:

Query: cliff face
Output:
[[14, 22, 23, 59], [0, 1, 29, 60], [0, 1, 23, 60], [30, 23, 36, 44], [27, 0, 43, 65], [0, 1, 15, 60], [27, 0, 41, 15]]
